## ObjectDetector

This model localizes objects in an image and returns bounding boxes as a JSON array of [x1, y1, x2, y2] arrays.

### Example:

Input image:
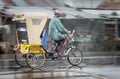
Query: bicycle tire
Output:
[[26, 47, 46, 69], [67, 47, 83, 66], [15, 49, 27, 67]]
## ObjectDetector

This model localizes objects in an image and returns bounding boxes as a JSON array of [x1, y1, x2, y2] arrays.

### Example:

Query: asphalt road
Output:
[[0, 54, 120, 79]]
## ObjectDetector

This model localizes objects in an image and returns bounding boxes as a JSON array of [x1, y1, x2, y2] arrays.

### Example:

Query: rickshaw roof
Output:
[[2, 6, 120, 19], [0, 6, 101, 19]]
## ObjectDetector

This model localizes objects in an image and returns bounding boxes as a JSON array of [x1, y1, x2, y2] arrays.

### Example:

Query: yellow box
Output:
[[20, 44, 46, 54], [29, 44, 46, 54]]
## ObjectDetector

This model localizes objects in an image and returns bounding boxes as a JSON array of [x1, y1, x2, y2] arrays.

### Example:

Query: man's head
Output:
[[54, 9, 62, 17]]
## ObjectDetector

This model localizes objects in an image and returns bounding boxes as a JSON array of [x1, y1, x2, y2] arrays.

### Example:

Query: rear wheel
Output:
[[26, 47, 46, 69], [15, 49, 27, 67], [67, 47, 83, 66]]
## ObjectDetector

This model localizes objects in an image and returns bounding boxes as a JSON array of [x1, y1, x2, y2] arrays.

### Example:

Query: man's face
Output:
[[56, 13, 62, 17], [55, 10, 62, 17]]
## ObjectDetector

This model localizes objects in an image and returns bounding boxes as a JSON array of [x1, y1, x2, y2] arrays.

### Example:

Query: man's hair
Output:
[[52, 8, 58, 10]]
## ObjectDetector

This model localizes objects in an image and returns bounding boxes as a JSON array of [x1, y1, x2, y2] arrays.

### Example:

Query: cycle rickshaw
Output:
[[12, 12, 83, 69]]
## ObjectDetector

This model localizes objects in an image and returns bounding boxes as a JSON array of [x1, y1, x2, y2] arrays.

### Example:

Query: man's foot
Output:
[[51, 56, 58, 60], [59, 53, 64, 57]]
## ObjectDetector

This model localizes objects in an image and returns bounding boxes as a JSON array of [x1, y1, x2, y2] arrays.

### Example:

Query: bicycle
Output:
[[14, 30, 83, 69], [47, 29, 83, 66], [25, 29, 83, 69], [12, 12, 83, 68]]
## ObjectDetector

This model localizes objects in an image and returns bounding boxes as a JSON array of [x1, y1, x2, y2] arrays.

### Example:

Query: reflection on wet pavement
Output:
[[0, 64, 107, 79], [0, 54, 108, 79], [0, 70, 101, 79]]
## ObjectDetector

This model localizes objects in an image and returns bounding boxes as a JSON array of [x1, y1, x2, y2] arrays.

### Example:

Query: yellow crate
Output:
[[29, 44, 46, 54], [20, 44, 46, 54]]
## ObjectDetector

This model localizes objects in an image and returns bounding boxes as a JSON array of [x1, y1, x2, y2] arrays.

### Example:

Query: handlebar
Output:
[[67, 29, 75, 42], [67, 29, 75, 38], [72, 29, 75, 35]]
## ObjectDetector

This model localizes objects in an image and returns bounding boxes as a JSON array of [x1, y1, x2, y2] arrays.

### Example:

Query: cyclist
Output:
[[48, 8, 71, 56]]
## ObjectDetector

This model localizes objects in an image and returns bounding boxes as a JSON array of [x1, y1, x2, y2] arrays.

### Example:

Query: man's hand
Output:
[[68, 31, 71, 34], [69, 34, 73, 38]]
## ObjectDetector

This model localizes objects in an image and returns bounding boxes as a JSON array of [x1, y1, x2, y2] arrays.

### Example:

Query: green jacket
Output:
[[48, 16, 69, 41]]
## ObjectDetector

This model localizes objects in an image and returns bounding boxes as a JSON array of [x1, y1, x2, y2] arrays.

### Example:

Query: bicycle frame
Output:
[[46, 29, 75, 57], [64, 30, 76, 54]]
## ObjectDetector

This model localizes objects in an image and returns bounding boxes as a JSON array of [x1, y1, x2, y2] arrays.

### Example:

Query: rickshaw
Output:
[[12, 12, 48, 69], [12, 12, 83, 69]]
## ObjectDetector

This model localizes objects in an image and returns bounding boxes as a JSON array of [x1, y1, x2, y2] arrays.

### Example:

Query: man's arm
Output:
[[55, 19, 69, 34]]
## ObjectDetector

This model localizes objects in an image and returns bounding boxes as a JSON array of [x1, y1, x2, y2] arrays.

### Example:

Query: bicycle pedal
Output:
[[58, 56, 64, 60], [28, 55, 33, 59], [51, 56, 58, 60], [51, 57, 55, 60]]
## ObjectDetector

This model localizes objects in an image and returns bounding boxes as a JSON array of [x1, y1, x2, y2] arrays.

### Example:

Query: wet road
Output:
[[0, 54, 120, 79]]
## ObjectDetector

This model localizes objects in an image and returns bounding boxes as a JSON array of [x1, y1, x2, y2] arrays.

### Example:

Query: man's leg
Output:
[[59, 39, 67, 56]]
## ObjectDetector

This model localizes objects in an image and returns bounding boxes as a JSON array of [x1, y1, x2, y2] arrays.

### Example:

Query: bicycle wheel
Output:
[[26, 47, 46, 69], [67, 47, 83, 66], [15, 49, 27, 67]]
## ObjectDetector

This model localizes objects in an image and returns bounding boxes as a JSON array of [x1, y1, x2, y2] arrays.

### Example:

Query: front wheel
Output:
[[67, 47, 83, 66]]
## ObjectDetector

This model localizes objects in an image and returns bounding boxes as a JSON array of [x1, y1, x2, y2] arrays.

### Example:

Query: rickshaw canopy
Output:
[[12, 12, 48, 44]]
